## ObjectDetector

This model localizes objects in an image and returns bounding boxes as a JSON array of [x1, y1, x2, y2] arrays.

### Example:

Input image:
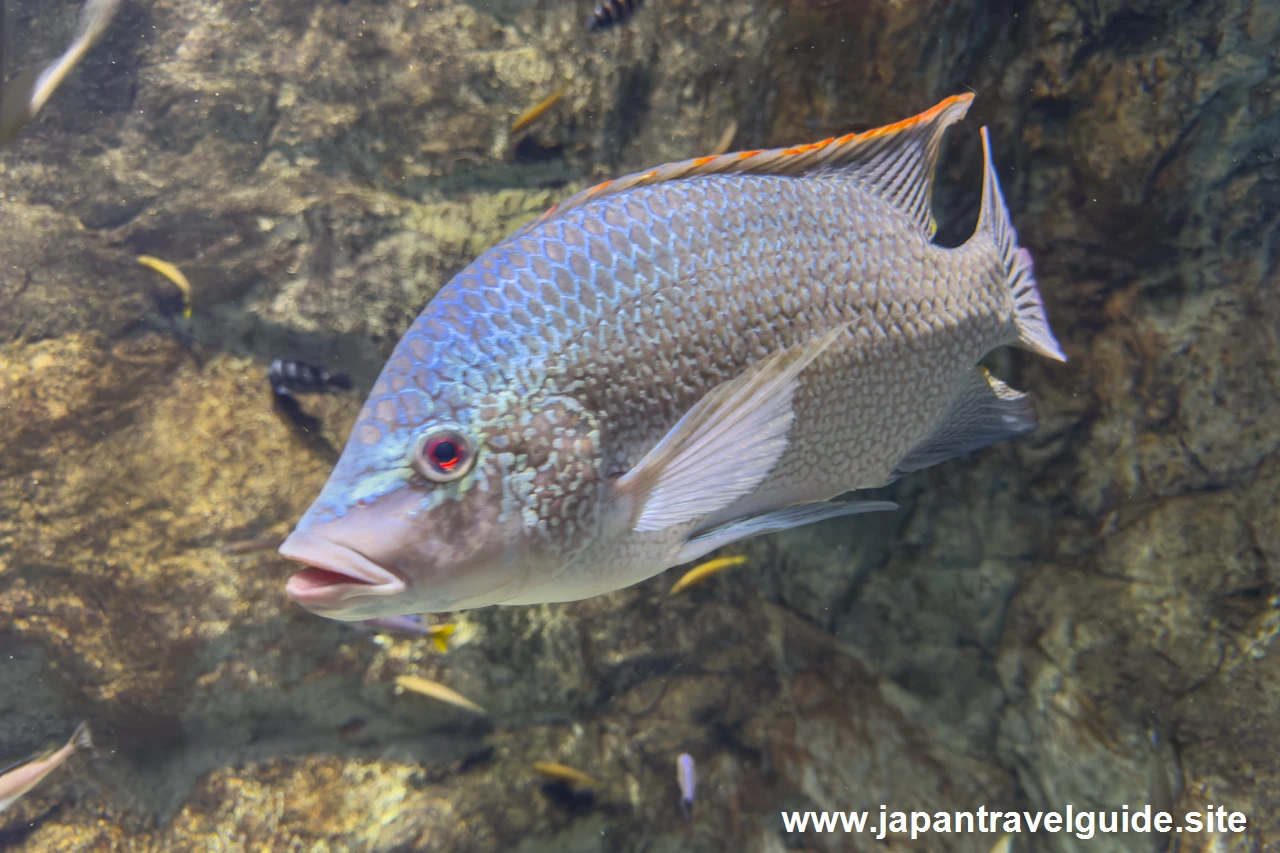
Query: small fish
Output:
[[428, 623, 456, 652], [668, 554, 747, 595], [354, 616, 455, 651], [510, 87, 566, 136], [676, 753, 696, 817], [533, 761, 597, 788], [0, 722, 92, 814], [137, 255, 193, 319], [394, 674, 486, 714], [355, 613, 427, 635], [220, 533, 286, 555], [587, 0, 643, 32], [0, 0, 123, 144], [279, 94, 1064, 621], [709, 121, 738, 157], [990, 834, 1014, 853], [268, 359, 353, 398]]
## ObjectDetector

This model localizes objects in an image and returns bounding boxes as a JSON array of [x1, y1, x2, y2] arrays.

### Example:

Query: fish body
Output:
[[668, 554, 748, 595], [0, 723, 91, 814], [280, 94, 1065, 621], [394, 675, 486, 714], [137, 255, 193, 318], [587, 0, 643, 32], [676, 753, 696, 816], [533, 761, 598, 788], [1, 0, 122, 144], [510, 87, 566, 136], [710, 121, 738, 157]]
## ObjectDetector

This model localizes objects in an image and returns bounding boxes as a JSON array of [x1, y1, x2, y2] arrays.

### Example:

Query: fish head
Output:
[[280, 350, 605, 619]]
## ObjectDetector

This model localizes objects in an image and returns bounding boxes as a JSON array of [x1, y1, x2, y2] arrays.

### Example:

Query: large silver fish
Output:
[[280, 94, 1065, 620]]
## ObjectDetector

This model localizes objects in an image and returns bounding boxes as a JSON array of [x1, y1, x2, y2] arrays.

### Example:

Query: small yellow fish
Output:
[[710, 120, 738, 156], [137, 255, 193, 319], [394, 675, 486, 714], [668, 554, 747, 595], [510, 87, 566, 136], [989, 834, 1014, 853], [533, 761, 597, 788], [428, 624, 455, 653]]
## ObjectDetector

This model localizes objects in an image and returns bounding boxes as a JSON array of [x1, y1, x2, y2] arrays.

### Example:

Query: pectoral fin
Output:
[[676, 499, 898, 564], [890, 366, 1036, 479], [614, 327, 844, 533]]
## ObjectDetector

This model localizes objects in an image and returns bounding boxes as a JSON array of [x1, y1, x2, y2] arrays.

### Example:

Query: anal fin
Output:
[[676, 499, 898, 565], [890, 366, 1036, 479]]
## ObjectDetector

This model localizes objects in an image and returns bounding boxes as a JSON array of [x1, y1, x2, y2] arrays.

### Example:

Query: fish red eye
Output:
[[411, 426, 475, 483], [431, 440, 458, 468]]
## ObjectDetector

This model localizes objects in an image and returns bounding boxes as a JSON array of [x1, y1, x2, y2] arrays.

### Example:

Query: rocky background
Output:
[[0, 0, 1276, 850]]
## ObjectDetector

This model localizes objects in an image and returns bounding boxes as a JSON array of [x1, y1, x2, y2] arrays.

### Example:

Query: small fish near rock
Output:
[[352, 615, 455, 651], [279, 93, 1065, 622], [268, 358, 353, 398], [394, 674, 487, 715], [586, 0, 643, 32], [136, 255, 194, 319], [669, 554, 749, 596], [0, 722, 92, 815], [676, 753, 696, 817], [0, 0, 123, 145], [709, 121, 738, 157], [533, 761, 598, 789], [510, 87, 566, 137], [268, 358, 353, 433]]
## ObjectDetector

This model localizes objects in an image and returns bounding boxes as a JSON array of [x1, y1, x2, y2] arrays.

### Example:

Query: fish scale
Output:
[[516, 177, 992, 481], [282, 94, 1066, 619]]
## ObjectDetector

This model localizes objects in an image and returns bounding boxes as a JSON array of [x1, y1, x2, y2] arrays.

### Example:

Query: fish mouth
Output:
[[280, 530, 407, 618]]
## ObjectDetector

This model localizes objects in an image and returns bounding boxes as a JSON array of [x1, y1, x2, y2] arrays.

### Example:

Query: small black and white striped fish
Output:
[[268, 359, 352, 398], [586, 0, 643, 32]]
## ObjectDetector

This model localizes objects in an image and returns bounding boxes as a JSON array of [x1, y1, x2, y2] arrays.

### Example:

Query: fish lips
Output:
[[280, 530, 407, 620]]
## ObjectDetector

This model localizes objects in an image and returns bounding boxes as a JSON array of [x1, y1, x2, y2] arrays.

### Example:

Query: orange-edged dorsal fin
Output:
[[511, 93, 975, 240]]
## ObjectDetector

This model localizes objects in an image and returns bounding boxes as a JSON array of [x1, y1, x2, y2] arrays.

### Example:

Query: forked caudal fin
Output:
[[977, 127, 1067, 363]]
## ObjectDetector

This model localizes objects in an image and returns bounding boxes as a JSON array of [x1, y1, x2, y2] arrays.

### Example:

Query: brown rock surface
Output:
[[0, 0, 1277, 850]]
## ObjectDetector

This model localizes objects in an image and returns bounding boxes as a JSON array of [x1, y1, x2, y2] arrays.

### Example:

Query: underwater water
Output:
[[1, 0, 1278, 850]]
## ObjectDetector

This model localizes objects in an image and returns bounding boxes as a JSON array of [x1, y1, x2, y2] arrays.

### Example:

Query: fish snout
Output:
[[280, 529, 407, 620], [281, 472, 529, 615]]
